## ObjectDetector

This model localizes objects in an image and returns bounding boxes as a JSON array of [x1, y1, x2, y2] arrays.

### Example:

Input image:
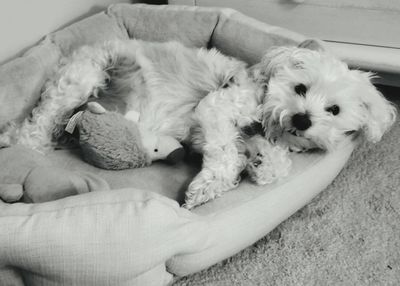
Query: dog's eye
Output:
[[294, 84, 307, 96], [345, 130, 356, 136], [222, 76, 235, 89], [326, 105, 340, 115]]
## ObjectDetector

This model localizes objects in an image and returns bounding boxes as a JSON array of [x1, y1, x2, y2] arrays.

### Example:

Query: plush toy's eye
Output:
[[294, 84, 307, 96], [154, 149, 158, 152], [326, 105, 340, 115]]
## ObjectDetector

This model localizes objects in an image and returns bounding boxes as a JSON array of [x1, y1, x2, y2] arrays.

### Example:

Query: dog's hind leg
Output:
[[16, 45, 115, 152], [184, 91, 248, 209]]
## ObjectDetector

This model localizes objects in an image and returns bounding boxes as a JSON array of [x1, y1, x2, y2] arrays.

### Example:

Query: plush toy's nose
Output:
[[166, 147, 185, 164], [291, 113, 312, 131]]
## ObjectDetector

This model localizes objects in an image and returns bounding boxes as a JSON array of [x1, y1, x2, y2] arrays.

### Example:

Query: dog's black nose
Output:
[[291, 113, 312, 131]]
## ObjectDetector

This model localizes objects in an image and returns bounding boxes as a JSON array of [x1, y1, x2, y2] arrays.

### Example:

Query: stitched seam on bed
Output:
[[207, 10, 221, 49], [106, 4, 131, 40], [0, 197, 179, 218]]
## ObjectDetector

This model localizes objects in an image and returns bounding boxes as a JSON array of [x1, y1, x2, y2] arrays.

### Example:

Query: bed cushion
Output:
[[0, 189, 206, 286], [0, 3, 356, 285]]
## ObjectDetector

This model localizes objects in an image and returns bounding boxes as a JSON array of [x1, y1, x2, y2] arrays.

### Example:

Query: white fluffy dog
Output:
[[251, 41, 397, 152], [1, 39, 396, 208]]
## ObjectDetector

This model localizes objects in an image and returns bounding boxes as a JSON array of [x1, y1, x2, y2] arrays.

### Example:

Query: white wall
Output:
[[0, 0, 134, 64]]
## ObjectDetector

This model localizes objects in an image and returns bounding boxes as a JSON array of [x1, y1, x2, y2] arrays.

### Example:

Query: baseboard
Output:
[[326, 41, 400, 87]]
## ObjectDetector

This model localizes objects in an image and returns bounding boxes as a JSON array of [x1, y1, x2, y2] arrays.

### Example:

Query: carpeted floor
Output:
[[174, 88, 400, 286]]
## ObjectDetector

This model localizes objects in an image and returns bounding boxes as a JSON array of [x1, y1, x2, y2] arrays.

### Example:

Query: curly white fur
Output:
[[184, 86, 258, 208], [13, 45, 113, 151], [2, 39, 396, 209]]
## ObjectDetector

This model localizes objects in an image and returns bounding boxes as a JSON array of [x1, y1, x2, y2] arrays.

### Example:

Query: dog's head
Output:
[[251, 40, 397, 151]]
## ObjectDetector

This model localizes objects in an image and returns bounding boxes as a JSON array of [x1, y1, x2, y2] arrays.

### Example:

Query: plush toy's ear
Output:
[[351, 70, 397, 143]]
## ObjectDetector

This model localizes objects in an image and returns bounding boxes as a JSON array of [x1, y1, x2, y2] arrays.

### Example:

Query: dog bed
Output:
[[0, 4, 356, 286]]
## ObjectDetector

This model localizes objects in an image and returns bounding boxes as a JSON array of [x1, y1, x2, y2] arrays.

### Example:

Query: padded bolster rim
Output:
[[167, 140, 356, 276], [107, 3, 222, 48], [210, 7, 306, 64]]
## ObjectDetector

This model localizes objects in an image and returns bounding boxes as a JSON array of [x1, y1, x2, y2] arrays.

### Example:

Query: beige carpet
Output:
[[174, 89, 400, 286]]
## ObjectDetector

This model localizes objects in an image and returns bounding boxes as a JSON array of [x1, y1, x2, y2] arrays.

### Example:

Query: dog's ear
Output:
[[298, 39, 326, 52], [249, 46, 293, 85], [351, 70, 397, 143], [250, 41, 325, 83]]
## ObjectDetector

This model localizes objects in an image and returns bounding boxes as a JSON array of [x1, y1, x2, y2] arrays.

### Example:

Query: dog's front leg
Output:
[[16, 45, 113, 152], [184, 92, 247, 209]]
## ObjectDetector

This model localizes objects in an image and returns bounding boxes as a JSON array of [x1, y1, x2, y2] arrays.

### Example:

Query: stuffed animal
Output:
[[0, 145, 110, 203], [69, 102, 185, 170]]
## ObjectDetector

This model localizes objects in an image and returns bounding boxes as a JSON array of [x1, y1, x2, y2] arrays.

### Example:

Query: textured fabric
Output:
[[0, 146, 110, 203], [210, 8, 305, 65], [0, 39, 60, 129], [0, 3, 355, 286], [48, 148, 198, 203], [0, 267, 25, 286], [0, 189, 209, 286], [48, 11, 129, 57], [107, 4, 219, 48]]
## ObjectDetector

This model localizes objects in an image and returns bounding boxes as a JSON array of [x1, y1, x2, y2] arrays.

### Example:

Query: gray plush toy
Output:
[[69, 102, 185, 170]]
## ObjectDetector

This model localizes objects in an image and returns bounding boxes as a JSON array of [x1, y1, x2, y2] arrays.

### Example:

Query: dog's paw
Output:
[[183, 169, 239, 209], [245, 135, 291, 185]]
